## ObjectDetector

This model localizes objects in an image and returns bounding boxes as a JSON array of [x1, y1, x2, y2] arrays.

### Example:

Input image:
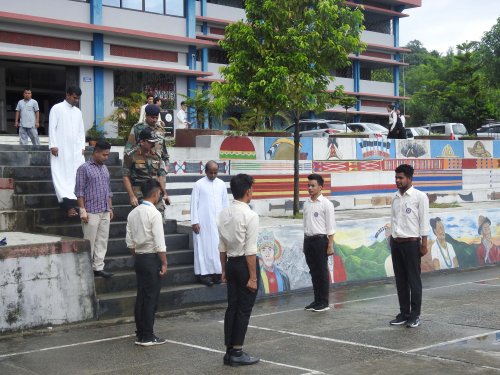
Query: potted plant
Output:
[[86, 126, 106, 146]]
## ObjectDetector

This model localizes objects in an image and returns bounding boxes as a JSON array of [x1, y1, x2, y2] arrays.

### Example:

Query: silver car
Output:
[[285, 120, 351, 137], [426, 122, 468, 139], [406, 127, 430, 139], [347, 122, 389, 137], [477, 123, 500, 139]]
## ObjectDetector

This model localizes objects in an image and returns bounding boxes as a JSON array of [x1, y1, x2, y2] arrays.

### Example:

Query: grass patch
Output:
[[430, 203, 461, 209]]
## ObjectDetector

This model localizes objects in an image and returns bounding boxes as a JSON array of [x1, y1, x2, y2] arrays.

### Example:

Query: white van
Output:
[[426, 123, 468, 140]]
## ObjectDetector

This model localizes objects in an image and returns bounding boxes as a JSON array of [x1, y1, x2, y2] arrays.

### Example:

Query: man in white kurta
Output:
[[191, 161, 229, 286], [49, 86, 86, 217]]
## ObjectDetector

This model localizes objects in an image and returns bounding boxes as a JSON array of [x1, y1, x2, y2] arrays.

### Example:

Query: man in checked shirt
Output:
[[76, 140, 114, 279]]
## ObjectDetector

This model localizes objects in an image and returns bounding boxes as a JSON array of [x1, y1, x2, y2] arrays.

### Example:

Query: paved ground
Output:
[[1, 266, 500, 374]]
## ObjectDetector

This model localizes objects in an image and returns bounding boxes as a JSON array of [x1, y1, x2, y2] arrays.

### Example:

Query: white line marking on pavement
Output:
[[161, 339, 325, 374], [249, 277, 499, 319], [0, 334, 325, 374], [247, 325, 405, 354], [407, 329, 500, 353], [0, 334, 134, 359]]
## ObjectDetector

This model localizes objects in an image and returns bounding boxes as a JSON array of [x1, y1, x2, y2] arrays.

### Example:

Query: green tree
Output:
[[480, 17, 500, 89], [213, 0, 365, 215]]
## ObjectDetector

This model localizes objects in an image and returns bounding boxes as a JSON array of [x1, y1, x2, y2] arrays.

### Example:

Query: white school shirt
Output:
[[218, 200, 259, 257], [303, 194, 336, 236], [390, 186, 430, 239], [126, 201, 167, 254]]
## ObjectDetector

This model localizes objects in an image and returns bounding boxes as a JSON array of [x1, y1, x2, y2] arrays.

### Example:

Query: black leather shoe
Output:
[[229, 351, 260, 367], [199, 275, 214, 287], [94, 270, 113, 279], [212, 274, 222, 284], [223, 353, 230, 365]]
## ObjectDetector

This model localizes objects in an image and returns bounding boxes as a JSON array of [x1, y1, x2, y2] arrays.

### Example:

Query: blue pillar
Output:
[[186, 0, 197, 127], [90, 0, 104, 132]]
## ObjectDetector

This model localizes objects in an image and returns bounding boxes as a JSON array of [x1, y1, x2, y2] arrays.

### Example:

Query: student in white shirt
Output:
[[138, 95, 154, 123], [218, 173, 260, 367], [389, 164, 429, 328], [176, 101, 191, 130], [303, 173, 336, 312], [126, 179, 168, 347]]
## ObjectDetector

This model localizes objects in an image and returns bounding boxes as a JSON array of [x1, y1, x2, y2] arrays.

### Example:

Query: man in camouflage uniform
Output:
[[123, 128, 170, 211], [125, 104, 170, 174]]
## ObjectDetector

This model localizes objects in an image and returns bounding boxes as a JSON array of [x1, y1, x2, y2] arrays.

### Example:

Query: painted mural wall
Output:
[[163, 136, 500, 219], [256, 208, 500, 295]]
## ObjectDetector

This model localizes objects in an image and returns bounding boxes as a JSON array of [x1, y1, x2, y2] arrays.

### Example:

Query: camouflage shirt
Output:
[[122, 148, 167, 184], [124, 121, 170, 165]]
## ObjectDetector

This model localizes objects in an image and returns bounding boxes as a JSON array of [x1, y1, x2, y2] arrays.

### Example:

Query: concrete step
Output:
[[0, 150, 121, 167], [0, 144, 49, 151], [96, 283, 227, 319], [104, 249, 194, 271], [14, 192, 131, 209], [106, 233, 189, 255], [94, 265, 196, 294], [31, 205, 133, 225], [15, 179, 125, 195], [36, 219, 178, 238], [0, 165, 124, 180]]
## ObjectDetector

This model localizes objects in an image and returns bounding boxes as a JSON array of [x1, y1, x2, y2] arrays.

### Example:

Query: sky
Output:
[[399, 0, 499, 54]]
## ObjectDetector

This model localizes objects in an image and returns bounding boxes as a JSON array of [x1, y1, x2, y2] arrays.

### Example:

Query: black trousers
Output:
[[134, 253, 162, 341], [303, 235, 329, 304], [391, 239, 422, 318], [224, 256, 259, 347]]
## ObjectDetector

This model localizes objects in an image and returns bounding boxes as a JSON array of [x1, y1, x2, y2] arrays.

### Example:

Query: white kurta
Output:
[[49, 100, 86, 202], [190, 176, 229, 275]]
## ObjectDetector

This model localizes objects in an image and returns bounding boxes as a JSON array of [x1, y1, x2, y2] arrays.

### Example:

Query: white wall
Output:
[[359, 80, 393, 96], [206, 3, 245, 21], [2, 0, 90, 23], [103, 69, 116, 137], [0, 251, 95, 332], [361, 30, 393, 46], [328, 77, 354, 92]]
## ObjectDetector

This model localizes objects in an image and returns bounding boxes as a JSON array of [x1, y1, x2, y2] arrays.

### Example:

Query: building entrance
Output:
[[0, 61, 78, 134]]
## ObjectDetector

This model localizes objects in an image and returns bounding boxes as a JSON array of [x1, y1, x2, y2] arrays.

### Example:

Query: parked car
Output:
[[426, 122, 468, 139], [476, 123, 500, 139], [285, 119, 351, 137], [347, 122, 388, 137], [406, 127, 430, 139]]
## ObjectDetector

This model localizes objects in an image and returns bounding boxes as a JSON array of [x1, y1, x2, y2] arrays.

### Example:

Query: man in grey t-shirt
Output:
[[15, 89, 40, 145]]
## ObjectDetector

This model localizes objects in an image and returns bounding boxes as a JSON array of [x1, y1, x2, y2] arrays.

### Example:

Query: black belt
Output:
[[135, 253, 158, 257], [392, 236, 419, 243], [227, 255, 246, 261], [304, 234, 327, 239]]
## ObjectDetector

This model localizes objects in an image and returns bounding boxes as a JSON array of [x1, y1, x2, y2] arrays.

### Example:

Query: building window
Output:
[[103, 0, 185, 17], [122, 0, 142, 10], [363, 13, 391, 34], [198, 0, 244, 8], [165, 0, 184, 16], [114, 70, 177, 109], [103, 0, 121, 6], [145, 0, 164, 13]]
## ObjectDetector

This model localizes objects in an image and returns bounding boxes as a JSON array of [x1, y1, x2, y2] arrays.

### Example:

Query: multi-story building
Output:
[[0, 0, 421, 135]]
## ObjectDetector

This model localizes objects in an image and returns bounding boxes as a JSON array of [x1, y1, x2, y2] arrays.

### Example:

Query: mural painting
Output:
[[430, 140, 464, 158], [229, 160, 312, 175], [219, 136, 256, 160], [356, 138, 396, 160], [412, 170, 463, 191], [265, 137, 313, 160], [464, 140, 493, 159], [312, 137, 356, 160], [396, 139, 430, 159], [169, 161, 229, 175], [494, 141, 500, 158], [252, 174, 331, 200], [256, 209, 500, 295]]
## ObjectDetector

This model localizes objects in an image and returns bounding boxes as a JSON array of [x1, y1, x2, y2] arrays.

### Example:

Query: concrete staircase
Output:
[[1, 144, 227, 319]]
